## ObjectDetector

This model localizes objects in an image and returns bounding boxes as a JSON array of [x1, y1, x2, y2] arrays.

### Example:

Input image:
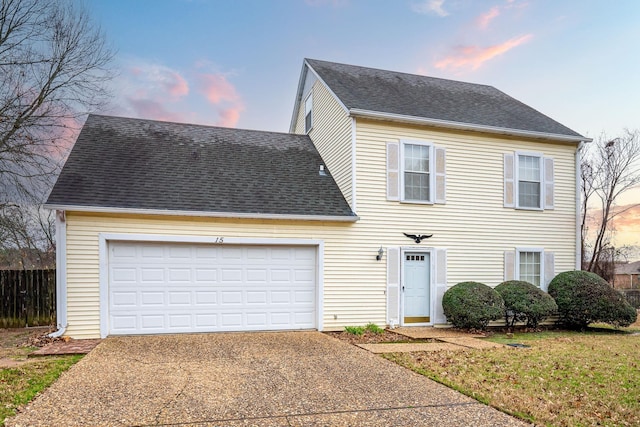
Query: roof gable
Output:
[[300, 58, 585, 141], [46, 115, 356, 220]]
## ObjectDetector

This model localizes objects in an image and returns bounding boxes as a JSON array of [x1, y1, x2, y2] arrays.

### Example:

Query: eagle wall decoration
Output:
[[403, 233, 433, 244]]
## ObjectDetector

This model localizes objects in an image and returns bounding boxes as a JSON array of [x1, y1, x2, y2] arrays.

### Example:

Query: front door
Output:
[[403, 252, 431, 324]]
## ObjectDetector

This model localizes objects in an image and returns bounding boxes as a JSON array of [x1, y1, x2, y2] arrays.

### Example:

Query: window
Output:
[[402, 142, 433, 202], [517, 154, 542, 209], [304, 93, 313, 133], [518, 249, 542, 287]]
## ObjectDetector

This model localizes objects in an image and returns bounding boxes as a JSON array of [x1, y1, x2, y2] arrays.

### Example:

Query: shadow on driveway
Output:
[[7, 332, 528, 426]]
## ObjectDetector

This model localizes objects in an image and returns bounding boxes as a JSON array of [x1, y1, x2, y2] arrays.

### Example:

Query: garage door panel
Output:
[[141, 292, 164, 305], [112, 291, 137, 307], [141, 268, 163, 282], [195, 291, 217, 304], [112, 267, 137, 282], [108, 242, 317, 335]]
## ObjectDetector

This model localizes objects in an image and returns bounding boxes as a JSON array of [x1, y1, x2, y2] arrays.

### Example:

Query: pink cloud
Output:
[[477, 6, 500, 29], [163, 71, 189, 98], [197, 73, 244, 127], [199, 74, 239, 104], [217, 107, 243, 128], [435, 34, 533, 70], [127, 98, 186, 123]]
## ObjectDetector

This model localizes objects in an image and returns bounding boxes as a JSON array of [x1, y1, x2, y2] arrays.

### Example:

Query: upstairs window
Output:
[[387, 140, 445, 204], [402, 142, 432, 203], [517, 154, 542, 209], [504, 152, 554, 210], [304, 93, 313, 133]]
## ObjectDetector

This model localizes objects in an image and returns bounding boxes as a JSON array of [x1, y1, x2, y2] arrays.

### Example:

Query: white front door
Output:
[[403, 252, 431, 324]]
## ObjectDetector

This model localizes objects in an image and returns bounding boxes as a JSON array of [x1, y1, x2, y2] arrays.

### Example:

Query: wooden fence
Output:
[[620, 289, 640, 309], [0, 269, 56, 328]]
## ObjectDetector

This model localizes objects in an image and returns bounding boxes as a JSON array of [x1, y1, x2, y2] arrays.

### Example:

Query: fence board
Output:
[[0, 269, 56, 328], [620, 289, 640, 309]]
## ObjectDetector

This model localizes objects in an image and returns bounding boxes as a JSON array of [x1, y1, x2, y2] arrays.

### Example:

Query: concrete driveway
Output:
[[8, 332, 527, 426]]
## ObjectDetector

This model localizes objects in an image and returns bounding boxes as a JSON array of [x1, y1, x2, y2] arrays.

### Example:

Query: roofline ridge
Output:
[[88, 114, 304, 138], [305, 58, 497, 90]]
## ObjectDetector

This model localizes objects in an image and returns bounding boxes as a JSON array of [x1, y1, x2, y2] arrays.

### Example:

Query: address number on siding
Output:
[[214, 237, 224, 243]]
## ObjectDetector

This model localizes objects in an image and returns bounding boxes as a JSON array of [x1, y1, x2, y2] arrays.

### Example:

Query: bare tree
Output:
[[582, 129, 640, 279], [0, 0, 113, 262]]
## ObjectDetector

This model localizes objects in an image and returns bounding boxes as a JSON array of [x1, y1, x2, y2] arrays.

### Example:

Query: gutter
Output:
[[49, 210, 67, 338], [575, 141, 586, 270], [349, 108, 592, 144], [43, 204, 360, 223]]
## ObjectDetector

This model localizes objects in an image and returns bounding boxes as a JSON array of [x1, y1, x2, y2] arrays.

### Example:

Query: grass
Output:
[[0, 355, 82, 425], [383, 328, 640, 426], [0, 329, 83, 426], [344, 323, 385, 336]]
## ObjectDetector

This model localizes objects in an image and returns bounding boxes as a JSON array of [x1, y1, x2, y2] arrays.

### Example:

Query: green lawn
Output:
[[0, 329, 83, 426], [384, 328, 640, 426]]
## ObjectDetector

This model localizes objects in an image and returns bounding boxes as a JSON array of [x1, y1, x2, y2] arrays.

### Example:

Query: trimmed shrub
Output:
[[442, 281, 505, 329], [548, 270, 638, 329], [495, 280, 558, 328]]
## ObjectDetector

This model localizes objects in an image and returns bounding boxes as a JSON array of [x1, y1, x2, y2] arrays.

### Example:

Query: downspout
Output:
[[575, 142, 585, 270], [49, 210, 67, 337], [350, 117, 357, 212]]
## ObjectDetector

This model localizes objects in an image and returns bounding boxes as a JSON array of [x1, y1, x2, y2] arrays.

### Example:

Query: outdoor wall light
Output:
[[376, 246, 384, 261]]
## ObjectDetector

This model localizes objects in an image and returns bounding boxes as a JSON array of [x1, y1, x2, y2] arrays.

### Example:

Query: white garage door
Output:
[[108, 241, 317, 335]]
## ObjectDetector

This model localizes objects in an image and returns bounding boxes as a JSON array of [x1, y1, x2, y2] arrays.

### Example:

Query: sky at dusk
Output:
[[85, 0, 640, 251]]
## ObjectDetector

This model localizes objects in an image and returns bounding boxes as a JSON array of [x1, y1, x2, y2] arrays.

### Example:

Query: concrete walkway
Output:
[[357, 328, 505, 353], [7, 332, 527, 427]]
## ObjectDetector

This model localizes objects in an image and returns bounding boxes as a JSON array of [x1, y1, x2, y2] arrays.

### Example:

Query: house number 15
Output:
[[214, 237, 224, 243]]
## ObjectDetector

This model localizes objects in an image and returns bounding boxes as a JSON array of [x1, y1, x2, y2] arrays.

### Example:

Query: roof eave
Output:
[[350, 109, 592, 144], [43, 204, 360, 223], [288, 60, 309, 133]]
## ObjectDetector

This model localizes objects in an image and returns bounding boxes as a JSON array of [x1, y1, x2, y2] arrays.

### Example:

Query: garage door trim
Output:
[[98, 233, 324, 338]]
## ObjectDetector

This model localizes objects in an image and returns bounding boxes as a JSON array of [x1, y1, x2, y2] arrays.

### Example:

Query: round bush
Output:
[[548, 270, 638, 329], [495, 280, 557, 328], [442, 281, 505, 329]]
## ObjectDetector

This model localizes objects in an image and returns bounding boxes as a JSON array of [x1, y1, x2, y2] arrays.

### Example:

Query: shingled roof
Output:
[[46, 115, 356, 220], [300, 59, 585, 141]]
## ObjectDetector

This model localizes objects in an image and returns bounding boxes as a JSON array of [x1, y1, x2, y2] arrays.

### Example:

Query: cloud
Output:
[[163, 71, 189, 98], [411, 0, 449, 17], [199, 74, 239, 104], [197, 73, 244, 127], [477, 6, 500, 29], [109, 58, 245, 128], [127, 98, 186, 123], [217, 107, 243, 128], [435, 34, 533, 70], [612, 204, 640, 232], [109, 60, 193, 123], [124, 63, 190, 101]]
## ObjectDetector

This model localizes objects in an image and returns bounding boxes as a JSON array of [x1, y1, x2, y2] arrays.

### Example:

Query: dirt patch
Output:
[[0, 327, 62, 360], [325, 329, 437, 345]]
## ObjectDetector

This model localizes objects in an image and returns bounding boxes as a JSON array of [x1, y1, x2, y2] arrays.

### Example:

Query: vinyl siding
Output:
[[354, 118, 578, 287], [292, 80, 354, 207], [64, 213, 388, 338], [63, 119, 579, 338]]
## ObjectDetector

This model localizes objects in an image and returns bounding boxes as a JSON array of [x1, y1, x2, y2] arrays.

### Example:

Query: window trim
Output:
[[399, 139, 435, 204], [304, 92, 313, 133], [515, 247, 544, 288], [515, 151, 544, 211]]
